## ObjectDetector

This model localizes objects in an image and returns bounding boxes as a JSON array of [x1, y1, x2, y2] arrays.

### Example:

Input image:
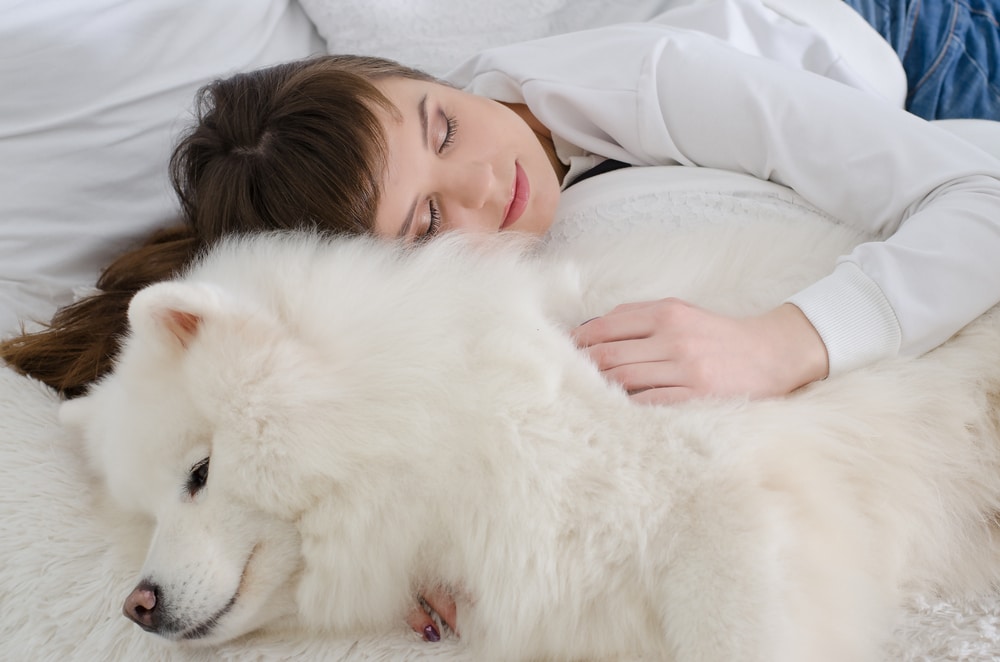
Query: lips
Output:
[[500, 162, 529, 230]]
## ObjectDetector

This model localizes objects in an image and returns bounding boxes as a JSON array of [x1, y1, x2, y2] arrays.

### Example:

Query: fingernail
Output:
[[423, 623, 440, 642]]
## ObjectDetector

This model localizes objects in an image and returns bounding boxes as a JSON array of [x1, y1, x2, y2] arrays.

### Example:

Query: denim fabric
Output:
[[843, 0, 1000, 119]]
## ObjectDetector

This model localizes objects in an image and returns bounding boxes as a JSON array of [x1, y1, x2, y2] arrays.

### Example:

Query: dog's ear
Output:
[[127, 281, 223, 352]]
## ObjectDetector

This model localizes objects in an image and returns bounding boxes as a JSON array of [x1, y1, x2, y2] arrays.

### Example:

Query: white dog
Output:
[[61, 218, 1000, 662]]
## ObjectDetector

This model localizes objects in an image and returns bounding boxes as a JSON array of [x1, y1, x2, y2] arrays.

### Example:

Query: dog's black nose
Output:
[[123, 580, 161, 632]]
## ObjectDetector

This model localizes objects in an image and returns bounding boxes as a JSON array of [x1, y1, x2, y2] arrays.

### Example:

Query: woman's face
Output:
[[371, 77, 562, 241]]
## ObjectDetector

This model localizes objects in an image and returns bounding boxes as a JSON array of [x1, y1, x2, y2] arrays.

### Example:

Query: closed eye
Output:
[[439, 113, 457, 153], [417, 200, 443, 243]]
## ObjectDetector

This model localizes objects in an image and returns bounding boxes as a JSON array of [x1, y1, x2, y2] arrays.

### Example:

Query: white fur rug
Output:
[[2, 166, 999, 660]]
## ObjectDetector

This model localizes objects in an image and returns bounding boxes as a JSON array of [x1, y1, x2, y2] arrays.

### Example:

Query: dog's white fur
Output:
[[61, 218, 1000, 661]]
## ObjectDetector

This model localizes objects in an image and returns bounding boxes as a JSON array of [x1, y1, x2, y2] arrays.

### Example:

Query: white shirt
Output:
[[444, 21, 1000, 376]]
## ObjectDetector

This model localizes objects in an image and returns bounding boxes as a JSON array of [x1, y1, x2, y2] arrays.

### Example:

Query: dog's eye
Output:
[[186, 458, 210, 496]]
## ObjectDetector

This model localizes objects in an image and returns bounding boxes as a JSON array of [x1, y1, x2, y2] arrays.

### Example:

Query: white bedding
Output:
[[3, 0, 999, 658], [2, 167, 999, 660]]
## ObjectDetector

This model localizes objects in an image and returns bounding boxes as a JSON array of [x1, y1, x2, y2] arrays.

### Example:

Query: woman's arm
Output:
[[450, 23, 1000, 396]]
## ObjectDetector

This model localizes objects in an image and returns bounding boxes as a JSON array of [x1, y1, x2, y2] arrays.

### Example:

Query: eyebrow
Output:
[[396, 94, 430, 239]]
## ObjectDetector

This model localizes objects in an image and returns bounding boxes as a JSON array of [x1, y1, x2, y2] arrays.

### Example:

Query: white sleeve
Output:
[[642, 0, 896, 102], [447, 24, 1000, 375]]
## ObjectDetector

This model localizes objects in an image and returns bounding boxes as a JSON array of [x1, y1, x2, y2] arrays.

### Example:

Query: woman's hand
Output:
[[406, 588, 458, 642], [571, 300, 829, 404]]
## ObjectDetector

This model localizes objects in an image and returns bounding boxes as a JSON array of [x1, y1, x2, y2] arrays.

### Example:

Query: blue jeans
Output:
[[843, 0, 1000, 119]]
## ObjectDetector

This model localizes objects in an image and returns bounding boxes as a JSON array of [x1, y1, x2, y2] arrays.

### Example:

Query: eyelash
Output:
[[421, 200, 442, 241], [439, 113, 458, 153], [419, 113, 458, 241]]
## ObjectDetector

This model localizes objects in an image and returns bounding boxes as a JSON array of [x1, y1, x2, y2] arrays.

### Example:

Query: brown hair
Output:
[[0, 225, 200, 398], [173, 54, 436, 240], [0, 54, 435, 397]]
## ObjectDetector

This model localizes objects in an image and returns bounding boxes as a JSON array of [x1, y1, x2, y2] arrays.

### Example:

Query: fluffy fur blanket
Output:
[[2, 166, 998, 660]]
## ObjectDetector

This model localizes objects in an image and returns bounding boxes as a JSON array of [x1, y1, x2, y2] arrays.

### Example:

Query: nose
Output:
[[123, 580, 162, 632], [443, 160, 493, 212]]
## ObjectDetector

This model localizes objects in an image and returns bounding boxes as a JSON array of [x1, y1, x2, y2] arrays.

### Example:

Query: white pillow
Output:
[[299, 0, 903, 100], [0, 0, 323, 335], [297, 0, 678, 77]]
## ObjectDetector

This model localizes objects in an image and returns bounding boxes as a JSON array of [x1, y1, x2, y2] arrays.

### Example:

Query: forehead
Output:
[[370, 78, 431, 239], [375, 75, 441, 106]]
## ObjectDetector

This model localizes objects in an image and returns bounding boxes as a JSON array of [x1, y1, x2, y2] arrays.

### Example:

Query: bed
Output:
[[2, 1, 999, 659]]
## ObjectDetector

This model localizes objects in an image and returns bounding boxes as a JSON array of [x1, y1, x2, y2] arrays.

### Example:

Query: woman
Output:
[[3, 20, 1000, 641]]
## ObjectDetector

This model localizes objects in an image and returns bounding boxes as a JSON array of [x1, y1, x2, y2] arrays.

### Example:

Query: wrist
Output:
[[766, 303, 829, 391], [784, 264, 901, 377]]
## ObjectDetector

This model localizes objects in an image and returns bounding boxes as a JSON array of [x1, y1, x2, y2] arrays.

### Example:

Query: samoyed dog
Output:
[[61, 218, 1000, 662]]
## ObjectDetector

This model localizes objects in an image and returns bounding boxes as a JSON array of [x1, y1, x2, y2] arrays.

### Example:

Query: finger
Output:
[[573, 298, 696, 346], [629, 385, 698, 405], [604, 299, 671, 314], [583, 338, 673, 372], [423, 588, 459, 635], [572, 312, 654, 347], [602, 361, 684, 393], [405, 606, 441, 642]]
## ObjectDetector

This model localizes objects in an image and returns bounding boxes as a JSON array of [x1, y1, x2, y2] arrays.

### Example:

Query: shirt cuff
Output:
[[785, 262, 902, 377]]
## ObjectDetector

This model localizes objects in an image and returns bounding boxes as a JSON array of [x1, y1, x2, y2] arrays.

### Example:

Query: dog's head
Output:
[[59, 276, 315, 644], [61, 232, 585, 644]]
